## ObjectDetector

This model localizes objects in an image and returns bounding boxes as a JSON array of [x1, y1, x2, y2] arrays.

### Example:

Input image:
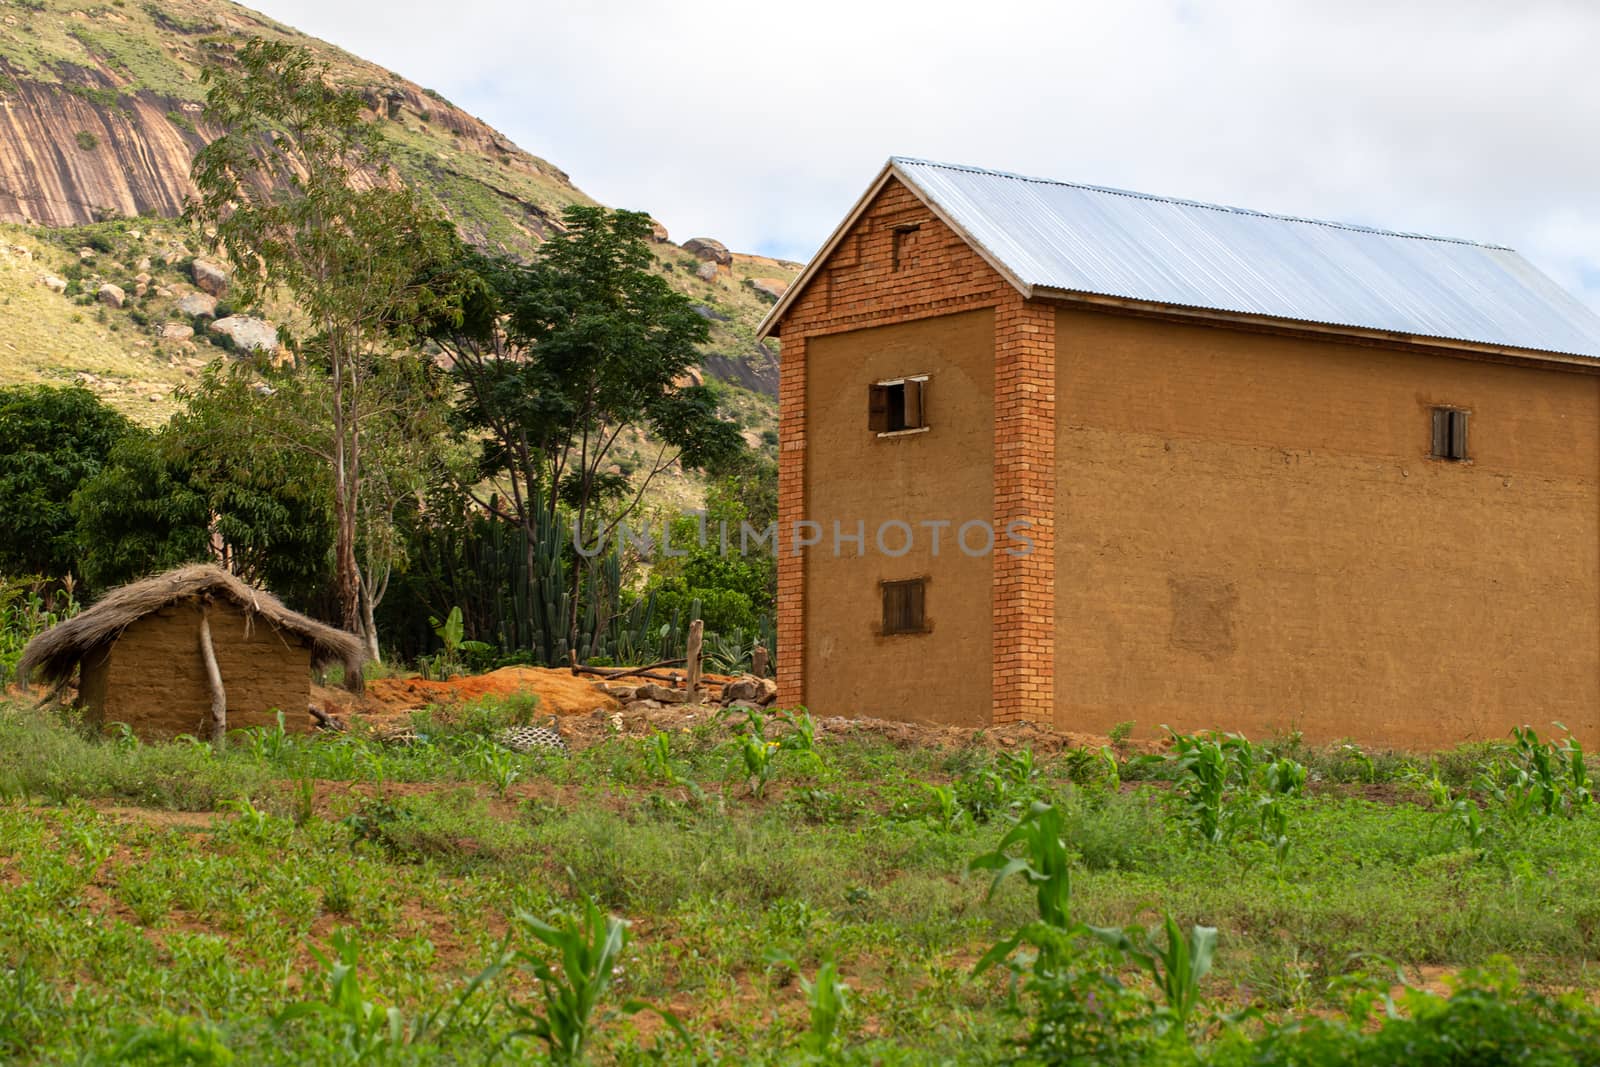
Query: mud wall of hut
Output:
[[88, 600, 314, 738]]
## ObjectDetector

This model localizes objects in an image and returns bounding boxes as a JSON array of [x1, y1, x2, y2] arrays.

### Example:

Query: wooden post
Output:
[[197, 602, 227, 750], [751, 643, 769, 679], [685, 619, 704, 705]]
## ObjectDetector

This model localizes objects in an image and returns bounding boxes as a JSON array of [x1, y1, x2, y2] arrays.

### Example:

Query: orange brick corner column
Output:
[[776, 332, 807, 707], [992, 299, 1057, 724]]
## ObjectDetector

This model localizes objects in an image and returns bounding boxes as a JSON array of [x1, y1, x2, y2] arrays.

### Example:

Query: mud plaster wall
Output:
[[1053, 304, 1600, 748], [803, 309, 996, 725], [91, 601, 315, 738]]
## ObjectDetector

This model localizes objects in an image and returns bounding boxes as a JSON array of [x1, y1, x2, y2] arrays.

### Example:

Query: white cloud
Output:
[[254, 0, 1600, 310]]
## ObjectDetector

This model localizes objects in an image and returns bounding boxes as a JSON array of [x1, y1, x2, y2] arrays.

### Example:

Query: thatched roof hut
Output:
[[18, 565, 363, 739]]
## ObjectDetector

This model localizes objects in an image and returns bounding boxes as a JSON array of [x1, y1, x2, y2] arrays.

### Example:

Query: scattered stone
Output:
[[692, 303, 730, 322], [176, 291, 217, 318], [38, 273, 67, 293], [208, 315, 278, 353], [158, 323, 194, 341], [128, 229, 143, 240], [595, 683, 639, 701], [137, 256, 151, 271], [682, 237, 732, 265], [97, 283, 125, 308], [748, 277, 789, 302], [147, 393, 162, 402], [8, 245, 31, 261], [695, 261, 719, 282], [134, 272, 151, 286], [191, 258, 228, 296], [720, 677, 762, 705], [636, 683, 687, 705], [154, 285, 173, 298], [757, 677, 778, 705], [77, 247, 96, 261]]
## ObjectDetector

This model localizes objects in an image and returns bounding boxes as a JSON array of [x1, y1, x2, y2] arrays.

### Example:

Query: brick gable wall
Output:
[[773, 175, 1055, 723]]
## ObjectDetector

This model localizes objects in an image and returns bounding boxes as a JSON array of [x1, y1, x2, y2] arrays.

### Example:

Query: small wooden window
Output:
[[869, 377, 927, 434], [881, 578, 926, 635], [1431, 407, 1469, 461]]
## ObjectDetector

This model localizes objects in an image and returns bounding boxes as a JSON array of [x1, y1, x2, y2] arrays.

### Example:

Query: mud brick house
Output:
[[18, 565, 364, 740], [758, 157, 1600, 747]]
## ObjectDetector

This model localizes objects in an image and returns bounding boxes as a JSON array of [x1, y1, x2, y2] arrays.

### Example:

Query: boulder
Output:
[[682, 237, 732, 265], [695, 261, 719, 282], [208, 315, 278, 353], [649, 219, 670, 243], [177, 292, 217, 318], [720, 677, 762, 705], [158, 323, 194, 341], [748, 277, 789, 302], [38, 273, 67, 294], [191, 258, 228, 296], [635, 683, 687, 705], [97, 283, 126, 308], [757, 677, 778, 706]]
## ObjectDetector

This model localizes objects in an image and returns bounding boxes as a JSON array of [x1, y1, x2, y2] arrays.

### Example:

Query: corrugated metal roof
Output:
[[891, 157, 1600, 360]]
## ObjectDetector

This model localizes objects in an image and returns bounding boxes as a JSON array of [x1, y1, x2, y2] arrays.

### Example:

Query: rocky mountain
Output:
[[0, 0, 795, 425]]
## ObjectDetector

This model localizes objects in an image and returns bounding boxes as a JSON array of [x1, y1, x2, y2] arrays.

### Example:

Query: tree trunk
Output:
[[198, 602, 227, 751], [359, 577, 381, 664]]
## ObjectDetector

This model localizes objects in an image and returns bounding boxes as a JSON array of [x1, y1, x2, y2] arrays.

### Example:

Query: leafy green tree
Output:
[[429, 207, 745, 648], [71, 378, 336, 601], [69, 429, 210, 590], [0, 386, 131, 580], [188, 38, 461, 644]]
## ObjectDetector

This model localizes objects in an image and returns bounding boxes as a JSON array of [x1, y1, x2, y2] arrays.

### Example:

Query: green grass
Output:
[[0, 702, 1598, 1062]]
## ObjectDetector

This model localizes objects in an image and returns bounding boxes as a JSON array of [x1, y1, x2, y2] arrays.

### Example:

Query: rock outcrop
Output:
[[176, 292, 217, 318], [747, 277, 789, 302], [682, 238, 732, 265], [0, 1, 586, 251], [191, 259, 228, 296], [208, 315, 278, 353]]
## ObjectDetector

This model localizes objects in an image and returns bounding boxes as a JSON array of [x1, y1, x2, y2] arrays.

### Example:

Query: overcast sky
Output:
[[252, 0, 1600, 311]]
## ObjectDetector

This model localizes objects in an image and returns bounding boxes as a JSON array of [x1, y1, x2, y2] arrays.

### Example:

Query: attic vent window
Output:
[[881, 578, 926, 636], [1431, 407, 1470, 462], [891, 223, 921, 270], [869, 376, 929, 436]]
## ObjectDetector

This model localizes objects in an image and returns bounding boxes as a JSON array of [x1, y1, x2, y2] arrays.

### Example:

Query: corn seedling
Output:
[[509, 897, 629, 1065], [766, 950, 853, 1059], [1089, 913, 1218, 1038], [278, 928, 405, 1060]]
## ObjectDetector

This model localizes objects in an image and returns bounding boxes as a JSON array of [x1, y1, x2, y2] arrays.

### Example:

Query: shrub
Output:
[[74, 131, 99, 151]]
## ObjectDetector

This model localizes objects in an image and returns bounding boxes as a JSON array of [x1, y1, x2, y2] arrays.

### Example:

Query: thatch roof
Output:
[[17, 564, 365, 693]]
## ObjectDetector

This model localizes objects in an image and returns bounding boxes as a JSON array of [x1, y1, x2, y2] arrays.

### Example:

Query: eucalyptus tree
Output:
[[187, 38, 461, 649]]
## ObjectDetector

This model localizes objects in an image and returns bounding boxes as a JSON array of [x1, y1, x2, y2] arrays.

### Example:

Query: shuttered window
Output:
[[881, 578, 927, 635], [869, 377, 928, 434], [1430, 408, 1469, 461]]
